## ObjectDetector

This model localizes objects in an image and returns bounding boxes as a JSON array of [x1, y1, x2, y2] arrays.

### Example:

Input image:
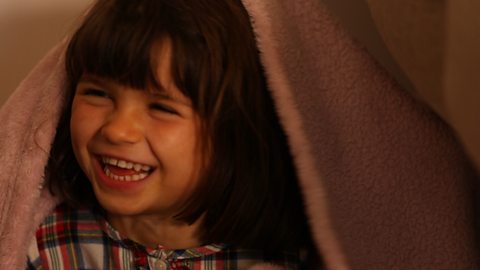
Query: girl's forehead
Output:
[[150, 39, 176, 94], [149, 39, 193, 105]]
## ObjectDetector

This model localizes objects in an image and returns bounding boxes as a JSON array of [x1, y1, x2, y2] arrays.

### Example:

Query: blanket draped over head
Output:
[[0, 0, 477, 269]]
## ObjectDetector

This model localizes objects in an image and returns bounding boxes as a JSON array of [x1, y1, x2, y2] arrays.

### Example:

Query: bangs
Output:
[[65, 0, 235, 118], [66, 0, 195, 96]]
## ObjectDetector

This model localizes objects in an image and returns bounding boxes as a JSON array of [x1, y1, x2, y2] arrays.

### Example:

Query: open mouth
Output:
[[100, 156, 154, 182]]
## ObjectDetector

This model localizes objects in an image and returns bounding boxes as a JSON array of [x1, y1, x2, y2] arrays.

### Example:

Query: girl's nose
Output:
[[100, 111, 143, 145]]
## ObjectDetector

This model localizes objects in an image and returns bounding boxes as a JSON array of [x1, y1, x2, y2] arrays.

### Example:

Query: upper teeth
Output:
[[102, 157, 152, 172]]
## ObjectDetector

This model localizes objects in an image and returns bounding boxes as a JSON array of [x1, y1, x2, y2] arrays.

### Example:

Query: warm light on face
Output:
[[70, 40, 204, 220]]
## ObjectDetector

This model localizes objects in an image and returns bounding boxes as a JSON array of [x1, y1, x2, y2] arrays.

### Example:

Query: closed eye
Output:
[[150, 103, 178, 115], [81, 88, 110, 98]]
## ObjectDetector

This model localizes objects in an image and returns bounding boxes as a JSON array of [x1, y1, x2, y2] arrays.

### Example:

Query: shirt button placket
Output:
[[155, 259, 169, 270]]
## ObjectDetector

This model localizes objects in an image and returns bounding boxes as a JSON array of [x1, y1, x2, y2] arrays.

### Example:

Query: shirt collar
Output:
[[95, 211, 227, 260]]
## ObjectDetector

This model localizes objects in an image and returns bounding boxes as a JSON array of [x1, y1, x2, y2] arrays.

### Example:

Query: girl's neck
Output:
[[107, 213, 203, 249]]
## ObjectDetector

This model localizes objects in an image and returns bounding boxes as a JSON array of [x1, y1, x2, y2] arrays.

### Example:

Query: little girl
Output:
[[1, 0, 476, 267], [26, 0, 312, 269]]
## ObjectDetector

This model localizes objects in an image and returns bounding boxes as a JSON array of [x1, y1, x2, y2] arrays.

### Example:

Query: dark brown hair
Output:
[[47, 0, 311, 252]]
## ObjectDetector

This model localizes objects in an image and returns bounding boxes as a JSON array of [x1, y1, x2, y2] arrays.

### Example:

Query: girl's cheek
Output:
[[70, 101, 109, 148]]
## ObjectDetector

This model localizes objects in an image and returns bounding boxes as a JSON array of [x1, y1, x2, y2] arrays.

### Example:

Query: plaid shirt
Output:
[[27, 204, 299, 269]]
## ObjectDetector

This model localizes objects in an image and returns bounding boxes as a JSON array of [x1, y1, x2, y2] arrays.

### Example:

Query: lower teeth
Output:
[[104, 167, 147, 181]]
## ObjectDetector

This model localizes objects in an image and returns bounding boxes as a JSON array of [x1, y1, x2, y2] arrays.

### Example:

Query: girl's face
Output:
[[70, 41, 203, 219]]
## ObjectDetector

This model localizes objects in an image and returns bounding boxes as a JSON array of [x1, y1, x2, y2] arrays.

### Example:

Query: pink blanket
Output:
[[1, 0, 477, 269]]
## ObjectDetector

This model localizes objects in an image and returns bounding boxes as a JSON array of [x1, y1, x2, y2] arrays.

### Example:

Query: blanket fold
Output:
[[0, 41, 65, 268]]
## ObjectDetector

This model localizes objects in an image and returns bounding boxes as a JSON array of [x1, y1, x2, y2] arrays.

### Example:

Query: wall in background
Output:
[[359, 0, 480, 169], [0, 0, 93, 105]]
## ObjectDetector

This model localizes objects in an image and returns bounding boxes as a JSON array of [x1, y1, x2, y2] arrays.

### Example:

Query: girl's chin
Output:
[[96, 196, 147, 217]]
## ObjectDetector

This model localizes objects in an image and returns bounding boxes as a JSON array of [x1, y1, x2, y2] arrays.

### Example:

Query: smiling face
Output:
[[70, 41, 203, 219]]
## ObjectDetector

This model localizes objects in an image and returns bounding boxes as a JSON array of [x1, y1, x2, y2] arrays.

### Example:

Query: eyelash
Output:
[[82, 88, 110, 98], [150, 103, 178, 115]]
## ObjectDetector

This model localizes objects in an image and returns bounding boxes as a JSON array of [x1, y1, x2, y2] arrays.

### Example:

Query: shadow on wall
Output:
[[321, 0, 413, 96], [323, 0, 480, 170]]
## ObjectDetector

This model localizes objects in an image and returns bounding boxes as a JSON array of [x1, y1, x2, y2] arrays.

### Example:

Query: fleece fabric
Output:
[[0, 0, 477, 269]]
